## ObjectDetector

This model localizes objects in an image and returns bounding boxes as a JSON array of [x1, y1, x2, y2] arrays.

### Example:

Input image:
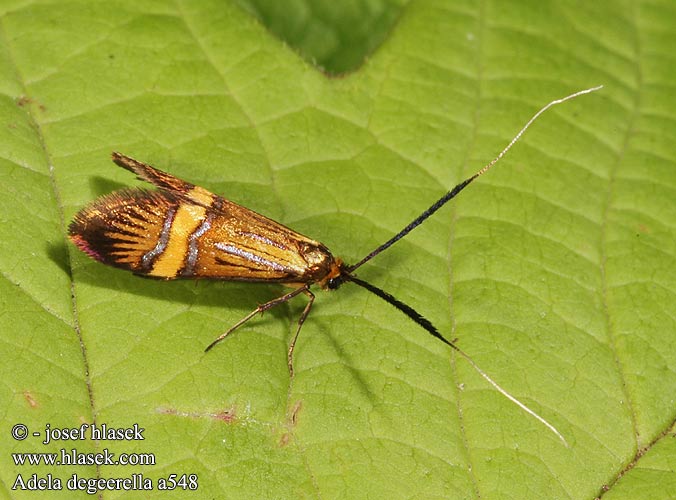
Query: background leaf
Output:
[[234, 0, 409, 75], [1, 0, 674, 499]]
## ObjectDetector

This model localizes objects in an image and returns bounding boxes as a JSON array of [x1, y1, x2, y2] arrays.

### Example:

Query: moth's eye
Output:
[[327, 277, 341, 290]]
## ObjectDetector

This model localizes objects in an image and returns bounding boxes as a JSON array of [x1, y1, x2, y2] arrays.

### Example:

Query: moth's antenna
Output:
[[345, 274, 568, 446], [340, 88, 604, 445], [347, 85, 603, 273]]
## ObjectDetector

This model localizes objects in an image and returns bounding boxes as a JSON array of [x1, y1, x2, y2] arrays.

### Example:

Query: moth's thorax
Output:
[[298, 242, 342, 288]]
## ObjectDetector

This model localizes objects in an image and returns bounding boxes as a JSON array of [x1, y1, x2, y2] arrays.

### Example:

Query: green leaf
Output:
[[1, 0, 675, 499]]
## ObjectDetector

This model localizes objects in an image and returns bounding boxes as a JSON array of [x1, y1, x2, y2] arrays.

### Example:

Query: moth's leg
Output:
[[204, 286, 308, 353], [287, 289, 315, 378]]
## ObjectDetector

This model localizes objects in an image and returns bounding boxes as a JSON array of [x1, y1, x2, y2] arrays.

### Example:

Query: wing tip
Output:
[[111, 151, 141, 174], [68, 231, 106, 263]]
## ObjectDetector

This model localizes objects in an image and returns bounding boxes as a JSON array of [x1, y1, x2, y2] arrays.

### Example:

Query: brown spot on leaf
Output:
[[214, 410, 236, 423], [15, 95, 46, 111], [23, 391, 38, 408], [289, 400, 302, 426], [279, 432, 292, 447], [158, 406, 236, 423], [279, 400, 302, 447]]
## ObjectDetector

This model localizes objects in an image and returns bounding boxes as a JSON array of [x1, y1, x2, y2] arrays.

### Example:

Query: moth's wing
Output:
[[69, 188, 181, 275], [112, 152, 192, 192], [109, 153, 338, 282], [69, 187, 335, 283]]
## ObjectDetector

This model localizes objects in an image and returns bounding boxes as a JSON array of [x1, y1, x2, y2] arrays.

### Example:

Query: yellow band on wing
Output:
[[150, 188, 211, 277]]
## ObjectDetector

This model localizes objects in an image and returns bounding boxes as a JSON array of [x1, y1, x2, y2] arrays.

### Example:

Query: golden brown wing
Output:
[[69, 154, 340, 285]]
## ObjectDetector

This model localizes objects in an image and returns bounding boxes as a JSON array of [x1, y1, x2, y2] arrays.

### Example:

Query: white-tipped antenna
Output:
[[454, 346, 569, 446], [348, 85, 604, 273], [473, 85, 604, 179], [454, 85, 602, 445], [346, 86, 604, 444]]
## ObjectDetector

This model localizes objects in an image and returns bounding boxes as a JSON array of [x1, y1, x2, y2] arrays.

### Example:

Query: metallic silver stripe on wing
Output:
[[141, 206, 176, 271], [182, 214, 213, 276], [214, 242, 287, 272]]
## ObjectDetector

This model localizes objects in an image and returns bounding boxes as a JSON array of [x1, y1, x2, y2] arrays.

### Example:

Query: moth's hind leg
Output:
[[287, 289, 315, 378], [205, 285, 312, 377]]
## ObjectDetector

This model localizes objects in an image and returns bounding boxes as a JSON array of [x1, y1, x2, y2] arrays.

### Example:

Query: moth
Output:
[[69, 86, 601, 443]]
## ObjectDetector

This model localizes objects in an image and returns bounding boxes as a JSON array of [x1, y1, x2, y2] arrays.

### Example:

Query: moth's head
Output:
[[324, 260, 352, 291], [314, 257, 348, 291]]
